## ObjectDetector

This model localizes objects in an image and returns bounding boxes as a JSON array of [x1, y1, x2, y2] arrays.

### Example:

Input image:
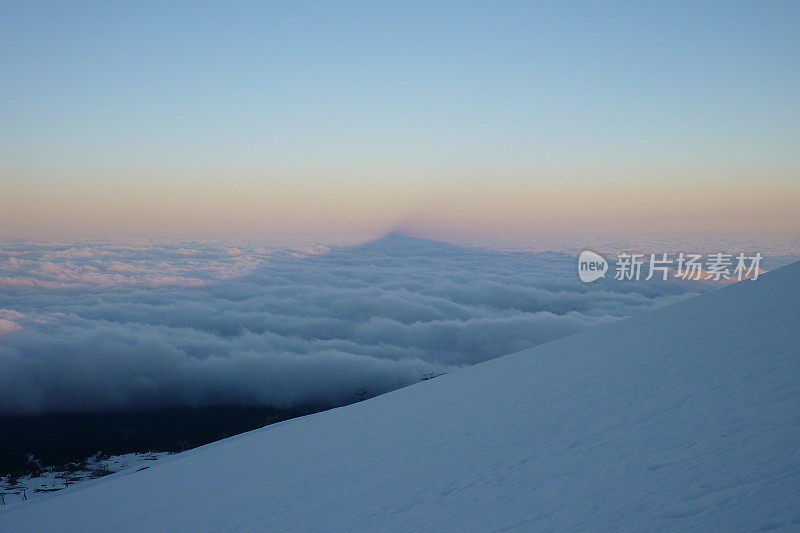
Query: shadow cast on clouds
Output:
[[0, 235, 706, 415]]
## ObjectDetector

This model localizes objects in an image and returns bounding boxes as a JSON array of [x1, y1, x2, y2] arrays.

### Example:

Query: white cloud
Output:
[[0, 319, 20, 336], [0, 236, 714, 415]]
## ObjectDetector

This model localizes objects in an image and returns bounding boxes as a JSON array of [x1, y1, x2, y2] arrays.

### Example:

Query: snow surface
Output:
[[0, 452, 172, 509], [2, 261, 799, 532]]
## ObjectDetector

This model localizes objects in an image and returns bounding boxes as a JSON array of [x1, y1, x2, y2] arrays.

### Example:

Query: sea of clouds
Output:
[[0, 233, 774, 415]]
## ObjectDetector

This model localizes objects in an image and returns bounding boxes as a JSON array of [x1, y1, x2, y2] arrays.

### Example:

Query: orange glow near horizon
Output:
[[1, 170, 797, 240]]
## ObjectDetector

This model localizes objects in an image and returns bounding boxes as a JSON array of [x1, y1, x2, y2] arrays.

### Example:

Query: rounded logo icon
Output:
[[578, 251, 608, 282]]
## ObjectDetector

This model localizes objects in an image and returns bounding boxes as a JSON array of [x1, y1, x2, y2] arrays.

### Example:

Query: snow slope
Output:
[[2, 262, 799, 532]]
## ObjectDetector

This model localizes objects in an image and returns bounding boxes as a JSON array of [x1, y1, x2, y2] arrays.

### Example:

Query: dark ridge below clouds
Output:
[[0, 235, 712, 415]]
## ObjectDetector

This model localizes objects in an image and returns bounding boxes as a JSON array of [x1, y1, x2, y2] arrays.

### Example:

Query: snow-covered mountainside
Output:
[[0, 452, 171, 507], [2, 261, 799, 532]]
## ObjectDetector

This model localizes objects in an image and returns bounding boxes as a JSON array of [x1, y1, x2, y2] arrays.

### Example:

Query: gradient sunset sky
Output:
[[1, 1, 798, 239]]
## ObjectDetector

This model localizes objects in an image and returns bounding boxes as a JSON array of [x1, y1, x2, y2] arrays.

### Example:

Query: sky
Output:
[[1, 1, 798, 239]]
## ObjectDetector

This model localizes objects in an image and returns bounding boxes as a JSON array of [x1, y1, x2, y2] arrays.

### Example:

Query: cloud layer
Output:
[[0, 235, 711, 415]]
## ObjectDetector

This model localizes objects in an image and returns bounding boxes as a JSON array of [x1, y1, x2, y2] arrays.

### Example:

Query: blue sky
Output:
[[1, 1, 798, 238]]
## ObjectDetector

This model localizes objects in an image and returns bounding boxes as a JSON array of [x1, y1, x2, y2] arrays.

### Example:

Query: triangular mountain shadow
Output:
[[348, 232, 480, 254]]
